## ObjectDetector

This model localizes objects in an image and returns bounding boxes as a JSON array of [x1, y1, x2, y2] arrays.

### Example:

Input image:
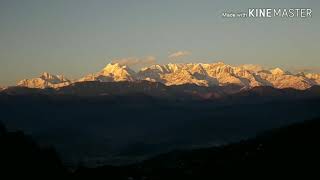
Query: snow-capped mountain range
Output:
[[18, 72, 71, 89], [16, 62, 320, 90]]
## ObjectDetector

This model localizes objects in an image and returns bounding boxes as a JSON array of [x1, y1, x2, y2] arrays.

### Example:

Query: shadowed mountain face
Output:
[[3, 117, 320, 179], [3, 80, 320, 99], [1, 83, 320, 166]]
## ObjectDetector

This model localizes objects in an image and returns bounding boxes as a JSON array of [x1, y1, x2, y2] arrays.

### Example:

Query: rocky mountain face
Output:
[[16, 62, 320, 90]]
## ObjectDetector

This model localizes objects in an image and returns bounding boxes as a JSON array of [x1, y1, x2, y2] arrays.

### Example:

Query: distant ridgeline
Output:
[[9, 62, 320, 90], [2, 79, 320, 101]]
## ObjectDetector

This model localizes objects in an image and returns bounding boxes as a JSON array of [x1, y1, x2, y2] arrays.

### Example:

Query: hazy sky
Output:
[[0, 0, 319, 85]]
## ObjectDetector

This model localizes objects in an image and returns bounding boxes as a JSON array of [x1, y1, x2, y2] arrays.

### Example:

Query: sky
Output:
[[0, 0, 319, 85]]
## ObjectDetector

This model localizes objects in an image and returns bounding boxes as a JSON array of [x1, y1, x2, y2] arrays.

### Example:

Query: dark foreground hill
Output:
[[1, 84, 320, 166], [74, 118, 320, 179], [2, 118, 320, 179], [0, 122, 67, 178]]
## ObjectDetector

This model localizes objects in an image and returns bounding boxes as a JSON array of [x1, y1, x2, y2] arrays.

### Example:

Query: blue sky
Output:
[[0, 0, 319, 85]]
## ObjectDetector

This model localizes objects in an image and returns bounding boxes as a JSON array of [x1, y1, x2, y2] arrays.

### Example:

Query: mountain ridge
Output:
[[17, 72, 71, 89], [3, 80, 320, 102], [16, 62, 320, 90]]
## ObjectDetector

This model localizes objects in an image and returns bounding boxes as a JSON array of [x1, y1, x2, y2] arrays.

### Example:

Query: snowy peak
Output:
[[18, 72, 71, 89], [306, 73, 320, 84], [40, 72, 51, 79], [138, 63, 212, 86], [102, 63, 127, 73], [78, 63, 137, 83], [270, 68, 287, 75], [16, 62, 320, 90], [39, 72, 69, 84], [138, 63, 320, 90], [100, 63, 136, 81]]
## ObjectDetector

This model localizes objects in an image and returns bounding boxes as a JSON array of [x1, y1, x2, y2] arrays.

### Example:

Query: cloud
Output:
[[111, 56, 156, 67], [168, 51, 191, 59]]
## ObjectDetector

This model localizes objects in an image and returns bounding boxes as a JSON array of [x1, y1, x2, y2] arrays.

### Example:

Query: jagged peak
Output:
[[270, 67, 286, 75], [40, 72, 55, 79], [15, 62, 320, 90], [166, 63, 181, 73], [306, 73, 320, 79], [101, 63, 136, 75], [103, 63, 126, 70], [141, 64, 165, 71], [41, 72, 51, 76], [39, 72, 69, 82], [16, 71, 71, 89]]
